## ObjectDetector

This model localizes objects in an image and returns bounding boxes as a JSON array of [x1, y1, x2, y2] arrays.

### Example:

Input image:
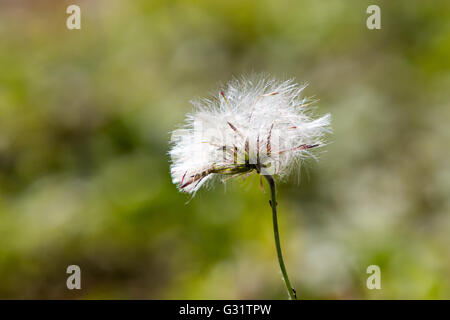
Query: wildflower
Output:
[[169, 76, 331, 300]]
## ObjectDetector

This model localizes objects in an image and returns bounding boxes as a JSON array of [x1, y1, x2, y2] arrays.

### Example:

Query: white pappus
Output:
[[169, 76, 331, 195]]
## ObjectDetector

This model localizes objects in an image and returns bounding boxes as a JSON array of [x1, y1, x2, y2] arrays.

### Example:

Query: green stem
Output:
[[264, 175, 297, 300]]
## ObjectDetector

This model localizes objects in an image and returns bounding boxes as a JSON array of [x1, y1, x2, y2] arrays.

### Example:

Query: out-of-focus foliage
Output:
[[0, 0, 449, 299]]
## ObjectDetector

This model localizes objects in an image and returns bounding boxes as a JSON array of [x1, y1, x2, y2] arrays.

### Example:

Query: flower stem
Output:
[[264, 175, 297, 300]]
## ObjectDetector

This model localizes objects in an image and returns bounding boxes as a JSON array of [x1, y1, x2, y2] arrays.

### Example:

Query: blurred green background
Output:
[[0, 0, 449, 299]]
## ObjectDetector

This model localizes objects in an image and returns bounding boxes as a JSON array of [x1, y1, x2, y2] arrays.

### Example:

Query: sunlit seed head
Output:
[[169, 75, 332, 194]]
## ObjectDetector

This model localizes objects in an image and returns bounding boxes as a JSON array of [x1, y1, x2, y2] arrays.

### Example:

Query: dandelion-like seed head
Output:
[[169, 76, 331, 194]]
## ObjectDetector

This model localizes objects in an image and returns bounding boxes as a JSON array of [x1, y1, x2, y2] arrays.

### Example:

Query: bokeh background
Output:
[[0, 0, 449, 299]]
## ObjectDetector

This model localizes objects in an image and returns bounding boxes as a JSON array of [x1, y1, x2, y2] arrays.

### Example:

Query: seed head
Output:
[[169, 76, 331, 194]]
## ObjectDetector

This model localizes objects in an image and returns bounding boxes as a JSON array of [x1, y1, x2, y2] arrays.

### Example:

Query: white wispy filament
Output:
[[169, 76, 331, 194]]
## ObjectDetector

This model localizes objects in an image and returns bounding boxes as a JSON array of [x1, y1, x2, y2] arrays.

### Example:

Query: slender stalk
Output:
[[264, 175, 297, 300]]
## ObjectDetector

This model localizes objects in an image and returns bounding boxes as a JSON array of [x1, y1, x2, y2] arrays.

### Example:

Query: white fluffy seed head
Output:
[[169, 76, 332, 194]]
